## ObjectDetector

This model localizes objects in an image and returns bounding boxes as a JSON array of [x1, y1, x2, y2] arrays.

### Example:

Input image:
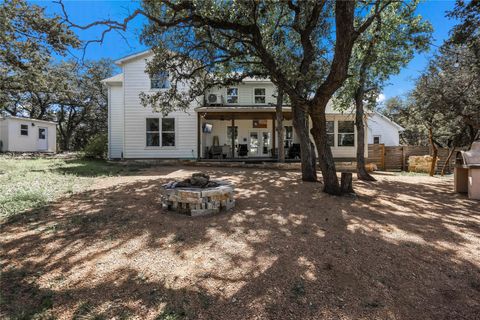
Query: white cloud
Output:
[[376, 93, 386, 103]]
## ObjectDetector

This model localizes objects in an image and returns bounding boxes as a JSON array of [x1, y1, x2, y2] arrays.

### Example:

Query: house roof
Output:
[[101, 73, 124, 84], [372, 111, 405, 131], [114, 49, 152, 65], [0, 115, 57, 125]]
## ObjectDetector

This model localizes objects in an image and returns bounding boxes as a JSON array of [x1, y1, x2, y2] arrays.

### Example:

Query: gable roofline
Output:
[[101, 73, 124, 84], [0, 115, 57, 125], [115, 49, 152, 65], [373, 110, 405, 131]]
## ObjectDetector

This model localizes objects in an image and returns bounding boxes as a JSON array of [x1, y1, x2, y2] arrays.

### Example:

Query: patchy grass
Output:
[[0, 156, 150, 221]]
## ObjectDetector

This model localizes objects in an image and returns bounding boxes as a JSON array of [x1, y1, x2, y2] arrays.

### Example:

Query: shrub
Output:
[[83, 134, 108, 159]]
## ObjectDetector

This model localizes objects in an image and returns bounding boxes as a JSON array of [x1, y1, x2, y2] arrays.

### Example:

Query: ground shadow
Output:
[[1, 166, 479, 319]]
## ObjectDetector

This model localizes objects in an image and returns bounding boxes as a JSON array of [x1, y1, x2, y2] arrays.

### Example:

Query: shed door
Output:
[[38, 127, 48, 151]]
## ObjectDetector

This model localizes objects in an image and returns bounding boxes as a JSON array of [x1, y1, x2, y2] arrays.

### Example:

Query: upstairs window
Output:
[[150, 71, 170, 89], [226, 88, 238, 104], [338, 121, 355, 146], [254, 88, 266, 104], [326, 121, 335, 146], [20, 124, 28, 136], [373, 136, 381, 144], [161, 118, 175, 147], [146, 118, 160, 146]]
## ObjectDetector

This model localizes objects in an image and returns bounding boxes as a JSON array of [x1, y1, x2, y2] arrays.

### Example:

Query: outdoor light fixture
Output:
[[454, 54, 460, 68]]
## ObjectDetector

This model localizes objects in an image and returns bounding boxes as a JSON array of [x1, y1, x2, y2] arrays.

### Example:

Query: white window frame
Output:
[[20, 124, 28, 136], [226, 88, 238, 104], [161, 118, 176, 147], [254, 88, 266, 104], [373, 135, 381, 144], [150, 71, 170, 90], [146, 118, 160, 147], [326, 121, 335, 147], [337, 120, 355, 147]]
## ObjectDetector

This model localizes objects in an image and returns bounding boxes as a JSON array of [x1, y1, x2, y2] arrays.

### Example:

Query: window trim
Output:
[[253, 88, 266, 104], [337, 120, 355, 147], [146, 118, 160, 147], [150, 71, 170, 90], [161, 118, 176, 147], [145, 117, 177, 149], [226, 88, 238, 104], [373, 135, 381, 144], [326, 120, 335, 147], [20, 124, 28, 136]]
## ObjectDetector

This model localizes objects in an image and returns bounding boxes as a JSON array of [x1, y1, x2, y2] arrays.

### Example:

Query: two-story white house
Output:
[[103, 50, 402, 160]]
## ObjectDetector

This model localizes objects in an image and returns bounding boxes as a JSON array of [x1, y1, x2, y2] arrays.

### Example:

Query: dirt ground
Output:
[[1, 166, 479, 319]]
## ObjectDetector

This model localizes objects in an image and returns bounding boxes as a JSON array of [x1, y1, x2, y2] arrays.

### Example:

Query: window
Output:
[[150, 71, 170, 89], [161, 118, 175, 147], [254, 88, 266, 104], [338, 121, 355, 146], [38, 128, 46, 139], [373, 135, 381, 144], [20, 124, 28, 136], [226, 88, 238, 104], [146, 118, 159, 146], [227, 126, 238, 145], [326, 121, 335, 146], [284, 126, 293, 148]]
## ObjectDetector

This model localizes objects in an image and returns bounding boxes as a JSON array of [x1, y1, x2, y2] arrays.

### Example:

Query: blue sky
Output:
[[40, 0, 458, 101]]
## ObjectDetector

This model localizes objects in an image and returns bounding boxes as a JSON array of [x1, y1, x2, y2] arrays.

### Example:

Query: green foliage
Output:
[[83, 134, 108, 159], [334, 0, 432, 111], [0, 0, 79, 117]]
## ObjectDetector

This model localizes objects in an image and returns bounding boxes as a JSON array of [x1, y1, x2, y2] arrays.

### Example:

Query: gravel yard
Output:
[[1, 165, 479, 319]]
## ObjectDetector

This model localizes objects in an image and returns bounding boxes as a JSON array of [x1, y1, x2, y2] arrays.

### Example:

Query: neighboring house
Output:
[[103, 50, 373, 160], [0, 116, 57, 153], [367, 111, 404, 146]]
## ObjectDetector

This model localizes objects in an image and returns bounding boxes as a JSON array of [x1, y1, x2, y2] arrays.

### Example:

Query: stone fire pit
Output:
[[160, 173, 235, 216]]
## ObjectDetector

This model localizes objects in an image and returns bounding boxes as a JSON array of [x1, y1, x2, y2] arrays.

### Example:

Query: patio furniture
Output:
[[210, 146, 223, 159], [238, 144, 248, 157], [288, 143, 301, 159]]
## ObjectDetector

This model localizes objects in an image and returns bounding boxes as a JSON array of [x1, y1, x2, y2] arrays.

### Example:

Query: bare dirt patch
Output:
[[1, 166, 479, 319]]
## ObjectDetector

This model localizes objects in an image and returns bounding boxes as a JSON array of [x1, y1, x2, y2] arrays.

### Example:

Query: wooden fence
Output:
[[368, 144, 458, 172]]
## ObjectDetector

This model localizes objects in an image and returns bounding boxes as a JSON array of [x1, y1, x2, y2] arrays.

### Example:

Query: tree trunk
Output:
[[275, 89, 285, 163], [428, 127, 438, 176], [292, 105, 317, 182], [441, 146, 456, 176], [354, 90, 376, 181], [310, 111, 341, 195], [340, 172, 354, 193]]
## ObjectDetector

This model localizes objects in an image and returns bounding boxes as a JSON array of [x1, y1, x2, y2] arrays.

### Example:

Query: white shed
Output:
[[0, 116, 57, 153], [367, 111, 404, 146]]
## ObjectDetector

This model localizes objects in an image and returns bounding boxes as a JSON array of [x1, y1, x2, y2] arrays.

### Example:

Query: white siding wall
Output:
[[108, 85, 124, 159], [207, 82, 277, 105], [121, 57, 199, 159], [3, 118, 56, 152], [367, 113, 400, 146]]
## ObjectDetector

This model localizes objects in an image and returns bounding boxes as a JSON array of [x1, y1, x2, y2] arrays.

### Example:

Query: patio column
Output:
[[197, 112, 201, 159], [231, 117, 235, 158]]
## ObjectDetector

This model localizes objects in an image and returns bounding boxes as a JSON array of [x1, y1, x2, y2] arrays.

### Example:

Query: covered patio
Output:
[[196, 106, 297, 160]]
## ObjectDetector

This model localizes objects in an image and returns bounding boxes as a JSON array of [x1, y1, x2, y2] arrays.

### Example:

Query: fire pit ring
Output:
[[160, 173, 235, 216]]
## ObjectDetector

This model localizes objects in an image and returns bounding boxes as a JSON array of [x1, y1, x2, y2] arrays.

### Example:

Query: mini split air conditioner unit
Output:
[[207, 94, 223, 105]]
